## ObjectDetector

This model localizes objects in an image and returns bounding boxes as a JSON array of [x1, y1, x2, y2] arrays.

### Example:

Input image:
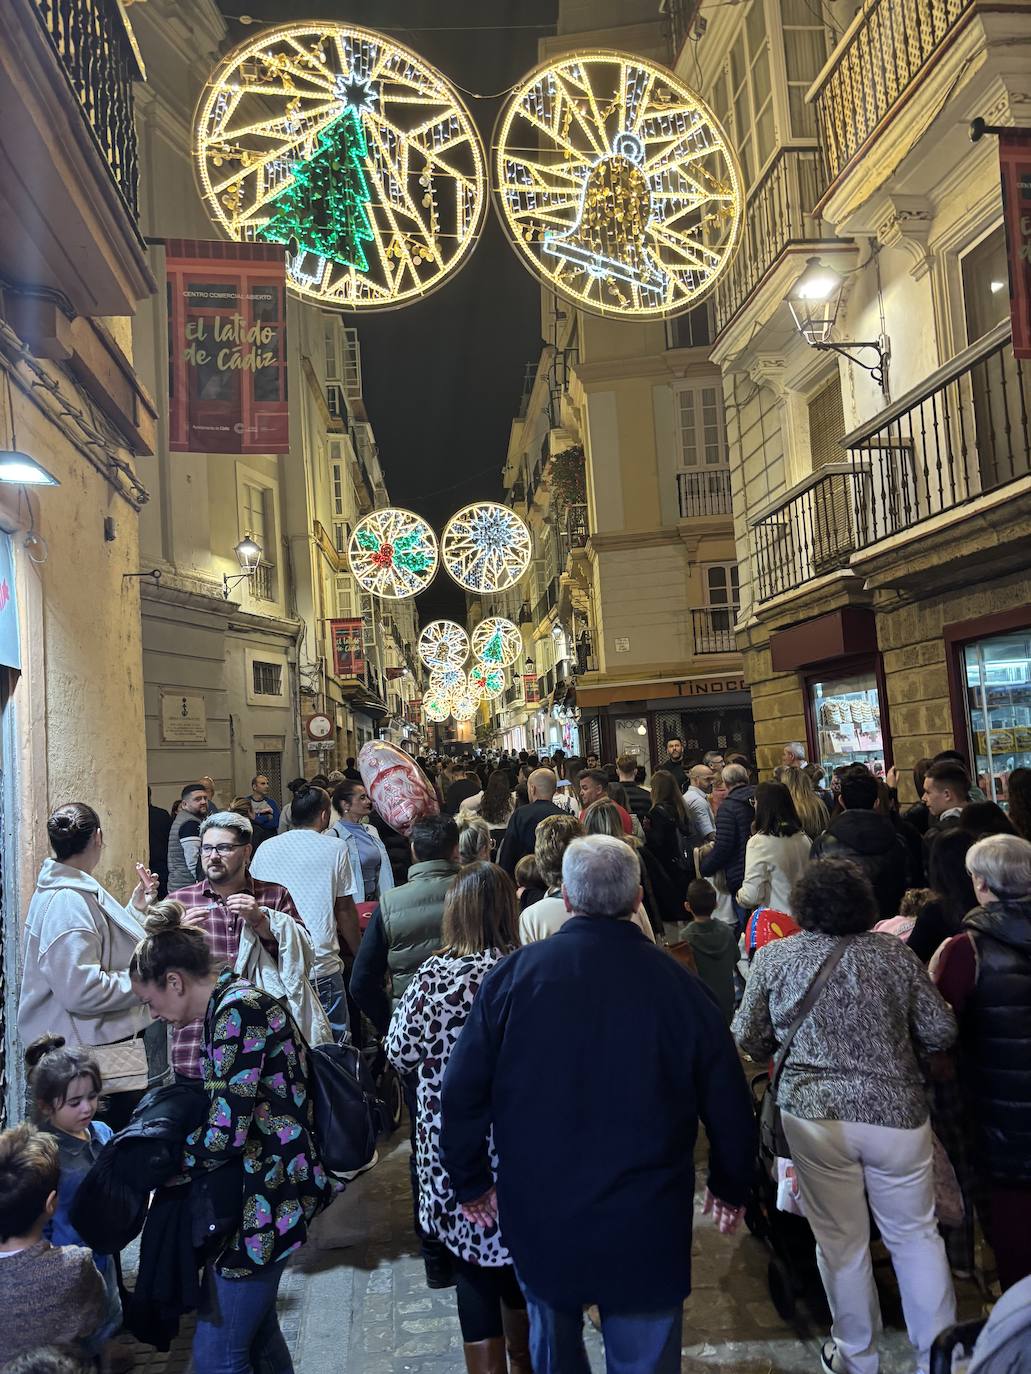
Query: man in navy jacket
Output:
[[440, 834, 754, 1373]]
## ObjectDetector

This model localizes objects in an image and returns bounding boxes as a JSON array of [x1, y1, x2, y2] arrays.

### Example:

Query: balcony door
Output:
[[675, 383, 731, 517], [962, 226, 1025, 495]]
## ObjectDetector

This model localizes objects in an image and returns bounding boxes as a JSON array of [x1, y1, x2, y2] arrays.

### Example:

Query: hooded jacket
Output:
[[811, 809, 910, 919], [959, 897, 1031, 1180], [19, 859, 149, 1048]]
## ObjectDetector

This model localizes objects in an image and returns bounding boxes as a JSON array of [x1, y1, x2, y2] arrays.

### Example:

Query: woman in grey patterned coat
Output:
[[734, 858, 957, 1374]]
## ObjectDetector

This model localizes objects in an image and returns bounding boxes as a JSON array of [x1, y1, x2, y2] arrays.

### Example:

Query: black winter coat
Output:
[[959, 898, 1031, 1181], [811, 810, 910, 919], [699, 784, 755, 894]]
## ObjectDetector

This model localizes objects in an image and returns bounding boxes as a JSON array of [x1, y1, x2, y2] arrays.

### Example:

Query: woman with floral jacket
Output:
[[130, 900, 332, 1374]]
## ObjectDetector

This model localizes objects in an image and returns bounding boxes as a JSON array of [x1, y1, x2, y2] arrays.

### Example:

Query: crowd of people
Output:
[[1, 742, 1029, 1374]]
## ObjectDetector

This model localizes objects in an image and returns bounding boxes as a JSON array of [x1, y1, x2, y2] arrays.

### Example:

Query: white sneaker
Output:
[[339, 1148, 378, 1181], [819, 1340, 847, 1374]]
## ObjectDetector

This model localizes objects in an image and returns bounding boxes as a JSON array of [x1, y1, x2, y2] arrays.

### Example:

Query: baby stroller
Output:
[[929, 1274, 1031, 1373], [745, 1070, 827, 1322], [361, 1023, 403, 1136]]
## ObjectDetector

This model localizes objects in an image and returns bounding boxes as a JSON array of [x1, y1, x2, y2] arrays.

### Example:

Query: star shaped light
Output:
[[336, 70, 379, 116]]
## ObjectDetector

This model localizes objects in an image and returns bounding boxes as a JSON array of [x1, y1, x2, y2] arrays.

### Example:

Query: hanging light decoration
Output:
[[492, 50, 742, 320], [469, 662, 506, 701], [429, 666, 466, 700], [451, 694, 478, 722], [195, 22, 488, 310], [471, 616, 523, 668], [422, 694, 452, 723], [347, 508, 438, 598], [440, 502, 532, 593], [418, 619, 469, 671]]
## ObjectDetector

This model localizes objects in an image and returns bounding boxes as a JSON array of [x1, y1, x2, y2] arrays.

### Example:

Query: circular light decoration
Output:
[[422, 694, 451, 723], [471, 616, 523, 668], [429, 666, 466, 700], [441, 502, 532, 594], [451, 694, 479, 722], [418, 619, 469, 671], [469, 663, 506, 702], [195, 22, 488, 310], [347, 508, 438, 599], [493, 50, 742, 320]]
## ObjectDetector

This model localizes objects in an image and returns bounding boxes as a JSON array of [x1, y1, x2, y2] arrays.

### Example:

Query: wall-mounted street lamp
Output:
[[785, 257, 890, 394], [222, 533, 262, 599]]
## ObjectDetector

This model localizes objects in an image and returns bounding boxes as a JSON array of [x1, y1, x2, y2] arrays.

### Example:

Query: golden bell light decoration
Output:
[[543, 131, 668, 300]]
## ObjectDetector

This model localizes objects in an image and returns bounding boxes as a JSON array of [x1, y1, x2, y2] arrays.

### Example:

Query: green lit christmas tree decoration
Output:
[[482, 629, 504, 664], [258, 107, 374, 271]]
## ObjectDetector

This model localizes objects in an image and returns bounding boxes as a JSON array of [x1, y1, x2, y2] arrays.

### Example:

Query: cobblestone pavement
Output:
[[124, 1133, 982, 1374]]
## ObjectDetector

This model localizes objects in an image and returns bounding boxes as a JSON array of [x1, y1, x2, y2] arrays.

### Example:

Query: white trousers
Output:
[[782, 1114, 956, 1374]]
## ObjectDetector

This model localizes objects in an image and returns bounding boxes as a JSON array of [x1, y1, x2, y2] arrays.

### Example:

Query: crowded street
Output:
[[1, 0, 1030, 1371]]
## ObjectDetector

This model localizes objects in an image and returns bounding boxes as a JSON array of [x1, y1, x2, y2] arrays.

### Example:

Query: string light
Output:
[[418, 619, 469, 671], [492, 49, 743, 320], [195, 21, 488, 310], [347, 508, 438, 598], [440, 502, 532, 593], [471, 616, 522, 668]]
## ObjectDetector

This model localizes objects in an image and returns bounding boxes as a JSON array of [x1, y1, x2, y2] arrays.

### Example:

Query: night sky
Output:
[[216, 0, 558, 622]]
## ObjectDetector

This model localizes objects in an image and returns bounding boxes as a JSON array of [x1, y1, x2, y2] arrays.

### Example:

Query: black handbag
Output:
[[306, 1036, 379, 1178], [759, 939, 850, 1159]]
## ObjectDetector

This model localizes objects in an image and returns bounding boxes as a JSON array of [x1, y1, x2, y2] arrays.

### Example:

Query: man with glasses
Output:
[[168, 810, 306, 1081]]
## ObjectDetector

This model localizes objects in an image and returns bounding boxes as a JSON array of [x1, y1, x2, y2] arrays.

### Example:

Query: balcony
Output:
[[713, 147, 833, 337], [678, 468, 733, 519], [813, 0, 977, 193], [564, 502, 589, 551], [845, 322, 1030, 548], [692, 608, 737, 655], [751, 465, 865, 601], [533, 575, 560, 627], [0, 0, 153, 317]]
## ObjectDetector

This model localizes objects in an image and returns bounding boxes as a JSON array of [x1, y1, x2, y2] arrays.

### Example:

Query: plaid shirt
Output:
[[169, 875, 305, 1079]]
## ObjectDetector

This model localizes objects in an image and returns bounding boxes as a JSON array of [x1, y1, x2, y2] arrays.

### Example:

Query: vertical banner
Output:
[[523, 674, 541, 705], [0, 533, 20, 670], [406, 698, 422, 725], [999, 131, 1031, 359], [331, 618, 365, 678], [166, 240, 289, 453]]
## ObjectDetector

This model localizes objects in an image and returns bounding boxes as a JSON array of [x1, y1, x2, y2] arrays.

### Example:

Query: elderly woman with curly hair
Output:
[[734, 859, 957, 1374]]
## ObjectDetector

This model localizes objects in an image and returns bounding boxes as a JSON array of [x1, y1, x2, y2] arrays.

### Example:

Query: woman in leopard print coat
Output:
[[387, 861, 529, 1373]]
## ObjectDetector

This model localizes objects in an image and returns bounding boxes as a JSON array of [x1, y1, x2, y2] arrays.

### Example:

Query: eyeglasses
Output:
[[200, 842, 245, 857]]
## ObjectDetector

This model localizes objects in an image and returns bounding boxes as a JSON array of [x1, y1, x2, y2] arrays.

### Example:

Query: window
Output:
[[335, 573, 356, 619], [780, 0, 829, 140], [342, 327, 362, 396], [807, 374, 846, 471], [252, 660, 283, 696], [240, 481, 276, 602], [324, 316, 340, 382], [677, 385, 726, 468], [666, 303, 713, 350], [727, 1, 774, 186], [962, 226, 1008, 345], [705, 564, 741, 609]]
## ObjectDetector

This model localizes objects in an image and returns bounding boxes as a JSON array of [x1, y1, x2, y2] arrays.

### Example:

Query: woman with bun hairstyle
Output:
[[25, 1037, 125, 1365], [19, 804, 162, 1131], [129, 901, 333, 1374]]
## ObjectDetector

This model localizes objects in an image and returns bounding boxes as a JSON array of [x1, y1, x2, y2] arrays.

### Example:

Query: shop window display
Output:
[[963, 629, 1031, 803], [811, 670, 885, 774]]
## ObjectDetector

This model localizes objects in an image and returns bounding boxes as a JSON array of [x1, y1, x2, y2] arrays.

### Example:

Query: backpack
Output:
[[304, 1037, 379, 1177]]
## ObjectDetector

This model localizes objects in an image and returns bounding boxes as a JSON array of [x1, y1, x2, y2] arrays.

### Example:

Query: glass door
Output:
[[962, 627, 1031, 803]]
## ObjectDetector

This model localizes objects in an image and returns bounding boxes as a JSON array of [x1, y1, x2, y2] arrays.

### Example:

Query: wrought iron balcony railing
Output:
[[33, 0, 141, 218], [564, 502, 589, 551], [692, 608, 737, 655], [814, 0, 975, 187], [678, 468, 733, 518], [845, 322, 1029, 546], [713, 146, 832, 336], [751, 465, 865, 601]]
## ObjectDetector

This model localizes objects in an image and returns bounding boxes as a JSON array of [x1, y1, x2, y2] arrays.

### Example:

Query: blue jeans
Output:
[[316, 972, 350, 1041], [524, 1291, 682, 1374], [193, 1261, 292, 1374]]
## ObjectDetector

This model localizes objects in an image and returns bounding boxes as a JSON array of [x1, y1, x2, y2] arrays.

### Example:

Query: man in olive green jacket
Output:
[[350, 811, 460, 1287]]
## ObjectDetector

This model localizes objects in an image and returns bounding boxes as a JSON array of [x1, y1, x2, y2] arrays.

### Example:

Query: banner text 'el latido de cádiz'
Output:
[[166, 240, 289, 454]]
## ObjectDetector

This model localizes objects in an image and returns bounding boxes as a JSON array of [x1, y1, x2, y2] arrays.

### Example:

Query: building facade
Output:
[[131, 0, 425, 810], [679, 0, 1031, 799], [484, 0, 753, 773], [0, 0, 159, 1122]]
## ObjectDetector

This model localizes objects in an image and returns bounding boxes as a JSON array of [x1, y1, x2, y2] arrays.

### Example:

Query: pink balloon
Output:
[[358, 740, 439, 837]]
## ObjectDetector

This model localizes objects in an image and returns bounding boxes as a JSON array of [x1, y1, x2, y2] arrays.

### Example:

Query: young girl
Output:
[[26, 1036, 128, 1370]]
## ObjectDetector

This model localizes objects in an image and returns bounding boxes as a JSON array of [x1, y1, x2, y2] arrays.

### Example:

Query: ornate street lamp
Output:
[[786, 256, 889, 394], [222, 533, 262, 599]]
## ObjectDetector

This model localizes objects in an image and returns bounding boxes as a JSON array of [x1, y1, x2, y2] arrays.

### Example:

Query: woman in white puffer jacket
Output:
[[736, 781, 813, 917]]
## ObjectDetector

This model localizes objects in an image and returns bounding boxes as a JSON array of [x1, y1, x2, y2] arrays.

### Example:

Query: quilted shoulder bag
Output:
[[760, 939, 849, 1159]]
